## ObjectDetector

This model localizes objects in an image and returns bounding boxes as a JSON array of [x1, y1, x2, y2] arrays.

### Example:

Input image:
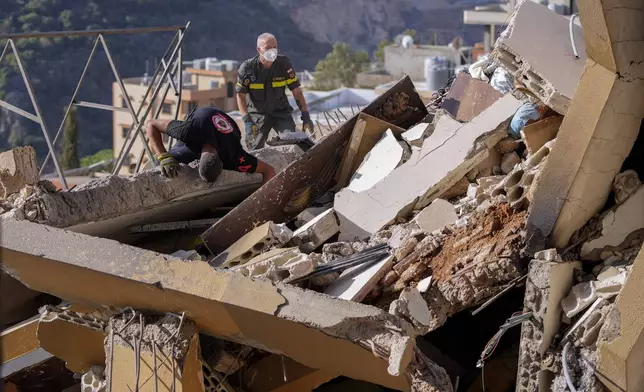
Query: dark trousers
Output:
[[245, 114, 297, 150]]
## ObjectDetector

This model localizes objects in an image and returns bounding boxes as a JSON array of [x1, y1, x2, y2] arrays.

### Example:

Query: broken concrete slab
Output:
[[580, 185, 644, 261], [613, 170, 642, 205], [402, 123, 430, 148], [520, 115, 563, 155], [335, 95, 522, 240], [441, 72, 504, 122], [0, 146, 38, 199], [389, 287, 431, 333], [496, 137, 522, 155], [525, 0, 644, 252], [294, 206, 332, 228], [211, 221, 293, 267], [38, 147, 296, 242], [37, 306, 106, 374], [516, 257, 580, 392], [290, 208, 339, 252], [493, 0, 587, 115], [202, 77, 428, 255], [0, 217, 449, 390], [597, 245, 644, 392], [325, 255, 394, 302], [412, 199, 457, 234], [347, 129, 403, 193], [232, 247, 319, 283]]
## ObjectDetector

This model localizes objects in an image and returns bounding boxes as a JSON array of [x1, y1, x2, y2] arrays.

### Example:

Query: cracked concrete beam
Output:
[[38, 147, 297, 242], [0, 216, 449, 390]]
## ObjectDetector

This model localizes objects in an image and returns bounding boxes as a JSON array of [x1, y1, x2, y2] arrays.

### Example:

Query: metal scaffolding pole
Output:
[[112, 22, 190, 175], [0, 26, 185, 40], [5, 39, 69, 189]]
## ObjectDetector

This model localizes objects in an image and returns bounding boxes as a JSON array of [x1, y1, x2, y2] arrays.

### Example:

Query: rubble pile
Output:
[[2, 1, 644, 391]]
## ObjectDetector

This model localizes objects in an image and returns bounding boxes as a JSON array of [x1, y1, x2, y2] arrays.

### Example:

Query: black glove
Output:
[[301, 111, 314, 133], [156, 152, 179, 178], [243, 114, 258, 138]]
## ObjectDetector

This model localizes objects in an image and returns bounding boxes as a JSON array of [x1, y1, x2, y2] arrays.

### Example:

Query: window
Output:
[[210, 80, 220, 89], [120, 96, 134, 108], [162, 103, 173, 114], [121, 126, 131, 139], [226, 81, 234, 98]]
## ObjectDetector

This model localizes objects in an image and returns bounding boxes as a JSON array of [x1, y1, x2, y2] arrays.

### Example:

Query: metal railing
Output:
[[0, 24, 189, 189]]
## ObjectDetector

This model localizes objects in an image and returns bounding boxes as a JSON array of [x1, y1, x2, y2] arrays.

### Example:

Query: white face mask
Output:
[[262, 48, 278, 62]]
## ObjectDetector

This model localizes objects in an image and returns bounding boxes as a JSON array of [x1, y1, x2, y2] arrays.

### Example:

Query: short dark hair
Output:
[[199, 152, 223, 182]]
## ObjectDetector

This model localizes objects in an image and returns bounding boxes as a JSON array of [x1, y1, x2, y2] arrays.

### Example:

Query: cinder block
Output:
[[290, 208, 339, 252], [0, 146, 38, 198]]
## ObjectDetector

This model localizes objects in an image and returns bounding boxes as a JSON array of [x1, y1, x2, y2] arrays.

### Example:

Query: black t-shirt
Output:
[[166, 107, 258, 173]]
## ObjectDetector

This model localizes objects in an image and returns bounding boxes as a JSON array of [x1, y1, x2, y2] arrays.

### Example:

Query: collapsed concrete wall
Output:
[[334, 95, 522, 240], [526, 0, 644, 252], [492, 0, 587, 115], [36, 147, 297, 240], [0, 215, 451, 390]]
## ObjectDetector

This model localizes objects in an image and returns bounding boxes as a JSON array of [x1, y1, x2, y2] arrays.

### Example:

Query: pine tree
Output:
[[61, 105, 80, 169]]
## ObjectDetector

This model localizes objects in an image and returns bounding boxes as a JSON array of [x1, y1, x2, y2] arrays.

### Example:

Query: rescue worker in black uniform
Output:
[[145, 106, 276, 184], [236, 32, 314, 150]]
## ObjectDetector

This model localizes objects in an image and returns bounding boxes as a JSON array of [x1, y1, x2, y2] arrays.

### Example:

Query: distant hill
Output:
[[0, 0, 485, 166]]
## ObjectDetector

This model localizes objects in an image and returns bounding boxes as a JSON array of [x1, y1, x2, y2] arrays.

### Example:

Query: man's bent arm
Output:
[[292, 87, 309, 112], [255, 160, 276, 184], [145, 119, 172, 156], [236, 93, 248, 117]]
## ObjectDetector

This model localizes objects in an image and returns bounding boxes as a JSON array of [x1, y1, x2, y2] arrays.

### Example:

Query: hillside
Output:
[[0, 0, 485, 167]]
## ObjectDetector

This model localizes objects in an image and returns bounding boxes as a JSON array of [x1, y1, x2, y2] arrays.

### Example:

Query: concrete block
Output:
[[346, 129, 403, 193], [389, 287, 431, 332], [492, 0, 587, 114], [613, 170, 641, 205], [520, 115, 563, 155], [561, 281, 597, 318], [496, 137, 522, 155], [233, 247, 318, 283], [401, 123, 430, 147], [294, 206, 332, 228], [412, 199, 457, 234], [335, 95, 522, 240], [581, 185, 644, 260], [0, 217, 442, 390], [290, 208, 339, 252], [81, 366, 105, 392], [325, 255, 395, 302], [500, 151, 521, 174], [0, 146, 38, 198], [211, 221, 293, 267], [534, 248, 561, 262]]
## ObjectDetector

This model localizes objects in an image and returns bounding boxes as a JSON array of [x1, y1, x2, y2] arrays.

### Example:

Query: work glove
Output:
[[301, 111, 314, 134], [243, 114, 258, 138], [156, 152, 180, 178]]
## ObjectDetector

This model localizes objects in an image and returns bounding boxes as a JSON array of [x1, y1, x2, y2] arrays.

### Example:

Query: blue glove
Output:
[[301, 111, 314, 133], [243, 114, 258, 137]]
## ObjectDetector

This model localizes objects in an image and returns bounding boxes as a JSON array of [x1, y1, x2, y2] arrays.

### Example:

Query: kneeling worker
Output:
[[145, 106, 276, 184]]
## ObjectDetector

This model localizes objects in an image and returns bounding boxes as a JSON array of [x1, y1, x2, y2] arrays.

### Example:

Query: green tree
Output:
[[374, 39, 390, 63], [312, 43, 371, 91], [61, 105, 80, 169], [80, 149, 113, 167]]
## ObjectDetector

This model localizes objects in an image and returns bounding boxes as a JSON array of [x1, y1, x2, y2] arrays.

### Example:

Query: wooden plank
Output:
[[201, 76, 428, 255], [335, 113, 406, 189]]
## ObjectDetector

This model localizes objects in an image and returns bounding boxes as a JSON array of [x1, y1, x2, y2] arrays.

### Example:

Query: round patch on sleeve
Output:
[[212, 114, 234, 134]]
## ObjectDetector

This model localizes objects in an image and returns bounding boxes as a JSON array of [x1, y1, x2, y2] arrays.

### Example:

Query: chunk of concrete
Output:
[[441, 72, 504, 122], [412, 199, 457, 234], [335, 95, 522, 240], [561, 271, 627, 318], [389, 287, 431, 332], [211, 221, 293, 267], [401, 123, 430, 148], [496, 137, 522, 155], [325, 255, 395, 302], [416, 276, 432, 293], [492, 0, 587, 114], [534, 248, 562, 262], [440, 176, 470, 200], [520, 115, 563, 155], [500, 151, 521, 174], [294, 205, 332, 228], [290, 208, 339, 252], [612, 170, 642, 205], [232, 247, 319, 283], [346, 129, 403, 193], [0, 146, 38, 198], [580, 185, 644, 260]]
